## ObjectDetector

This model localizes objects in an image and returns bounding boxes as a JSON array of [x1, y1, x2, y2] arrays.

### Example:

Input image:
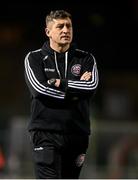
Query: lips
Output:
[[61, 36, 70, 39]]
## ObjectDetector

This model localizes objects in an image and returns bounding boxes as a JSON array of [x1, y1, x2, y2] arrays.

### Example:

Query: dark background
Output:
[[0, 1, 138, 178]]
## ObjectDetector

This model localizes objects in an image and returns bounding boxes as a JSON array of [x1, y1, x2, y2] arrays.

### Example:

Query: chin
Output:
[[61, 40, 71, 45]]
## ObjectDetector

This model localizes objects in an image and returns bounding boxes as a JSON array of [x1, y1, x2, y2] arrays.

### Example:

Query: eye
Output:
[[66, 24, 72, 29], [57, 24, 64, 29]]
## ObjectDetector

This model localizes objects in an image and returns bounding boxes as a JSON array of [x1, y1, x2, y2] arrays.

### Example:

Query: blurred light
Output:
[[89, 13, 105, 27], [0, 24, 25, 46]]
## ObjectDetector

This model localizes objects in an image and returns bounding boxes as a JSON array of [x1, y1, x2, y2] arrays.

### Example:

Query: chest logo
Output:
[[71, 64, 81, 76]]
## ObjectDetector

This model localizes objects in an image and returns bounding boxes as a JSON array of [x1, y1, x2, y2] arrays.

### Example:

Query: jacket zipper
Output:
[[54, 51, 68, 79]]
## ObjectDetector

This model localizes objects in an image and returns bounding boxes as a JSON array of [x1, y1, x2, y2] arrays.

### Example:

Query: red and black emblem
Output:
[[71, 64, 81, 76]]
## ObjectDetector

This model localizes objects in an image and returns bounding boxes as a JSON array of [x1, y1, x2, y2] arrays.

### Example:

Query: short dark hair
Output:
[[46, 10, 72, 26]]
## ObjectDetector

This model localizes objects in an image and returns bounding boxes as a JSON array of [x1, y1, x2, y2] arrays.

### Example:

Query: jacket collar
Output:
[[41, 41, 77, 57]]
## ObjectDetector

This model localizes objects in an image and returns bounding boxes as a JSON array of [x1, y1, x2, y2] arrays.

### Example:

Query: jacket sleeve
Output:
[[24, 51, 65, 99], [62, 53, 99, 95]]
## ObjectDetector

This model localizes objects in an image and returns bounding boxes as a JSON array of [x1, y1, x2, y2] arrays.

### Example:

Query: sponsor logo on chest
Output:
[[44, 68, 55, 72]]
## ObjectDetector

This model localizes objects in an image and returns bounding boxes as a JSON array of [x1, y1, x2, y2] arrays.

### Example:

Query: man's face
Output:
[[46, 17, 73, 46]]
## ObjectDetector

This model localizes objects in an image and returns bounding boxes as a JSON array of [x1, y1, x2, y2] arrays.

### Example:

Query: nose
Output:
[[63, 25, 69, 33]]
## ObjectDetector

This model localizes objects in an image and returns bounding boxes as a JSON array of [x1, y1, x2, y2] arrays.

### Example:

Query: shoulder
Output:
[[28, 48, 42, 57], [75, 48, 89, 55], [25, 48, 42, 61], [75, 48, 95, 60], [24, 48, 43, 65]]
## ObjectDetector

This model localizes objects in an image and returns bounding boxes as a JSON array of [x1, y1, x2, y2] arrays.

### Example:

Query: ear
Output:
[[45, 27, 50, 37]]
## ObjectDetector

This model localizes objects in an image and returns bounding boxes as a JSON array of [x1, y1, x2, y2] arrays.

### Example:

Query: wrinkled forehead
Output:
[[47, 17, 72, 27]]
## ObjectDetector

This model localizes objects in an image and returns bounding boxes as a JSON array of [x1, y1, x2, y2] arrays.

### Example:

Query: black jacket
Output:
[[24, 41, 99, 135]]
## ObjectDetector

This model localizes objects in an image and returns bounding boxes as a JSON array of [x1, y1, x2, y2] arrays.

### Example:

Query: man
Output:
[[24, 10, 98, 179]]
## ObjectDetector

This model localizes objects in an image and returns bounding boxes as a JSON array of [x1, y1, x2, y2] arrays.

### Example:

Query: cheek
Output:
[[51, 32, 59, 40]]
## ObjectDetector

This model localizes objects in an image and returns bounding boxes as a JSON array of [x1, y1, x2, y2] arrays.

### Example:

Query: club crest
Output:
[[75, 154, 85, 167], [71, 64, 81, 76]]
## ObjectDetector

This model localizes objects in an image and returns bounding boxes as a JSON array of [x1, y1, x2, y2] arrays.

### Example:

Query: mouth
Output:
[[61, 36, 70, 40]]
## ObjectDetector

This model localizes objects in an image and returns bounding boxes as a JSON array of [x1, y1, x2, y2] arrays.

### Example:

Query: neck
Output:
[[50, 41, 70, 53]]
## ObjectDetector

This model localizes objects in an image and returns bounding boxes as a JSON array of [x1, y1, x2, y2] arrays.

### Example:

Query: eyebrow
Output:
[[56, 22, 72, 26]]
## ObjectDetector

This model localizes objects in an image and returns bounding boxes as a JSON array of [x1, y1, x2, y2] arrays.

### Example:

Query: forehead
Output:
[[48, 18, 72, 27]]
